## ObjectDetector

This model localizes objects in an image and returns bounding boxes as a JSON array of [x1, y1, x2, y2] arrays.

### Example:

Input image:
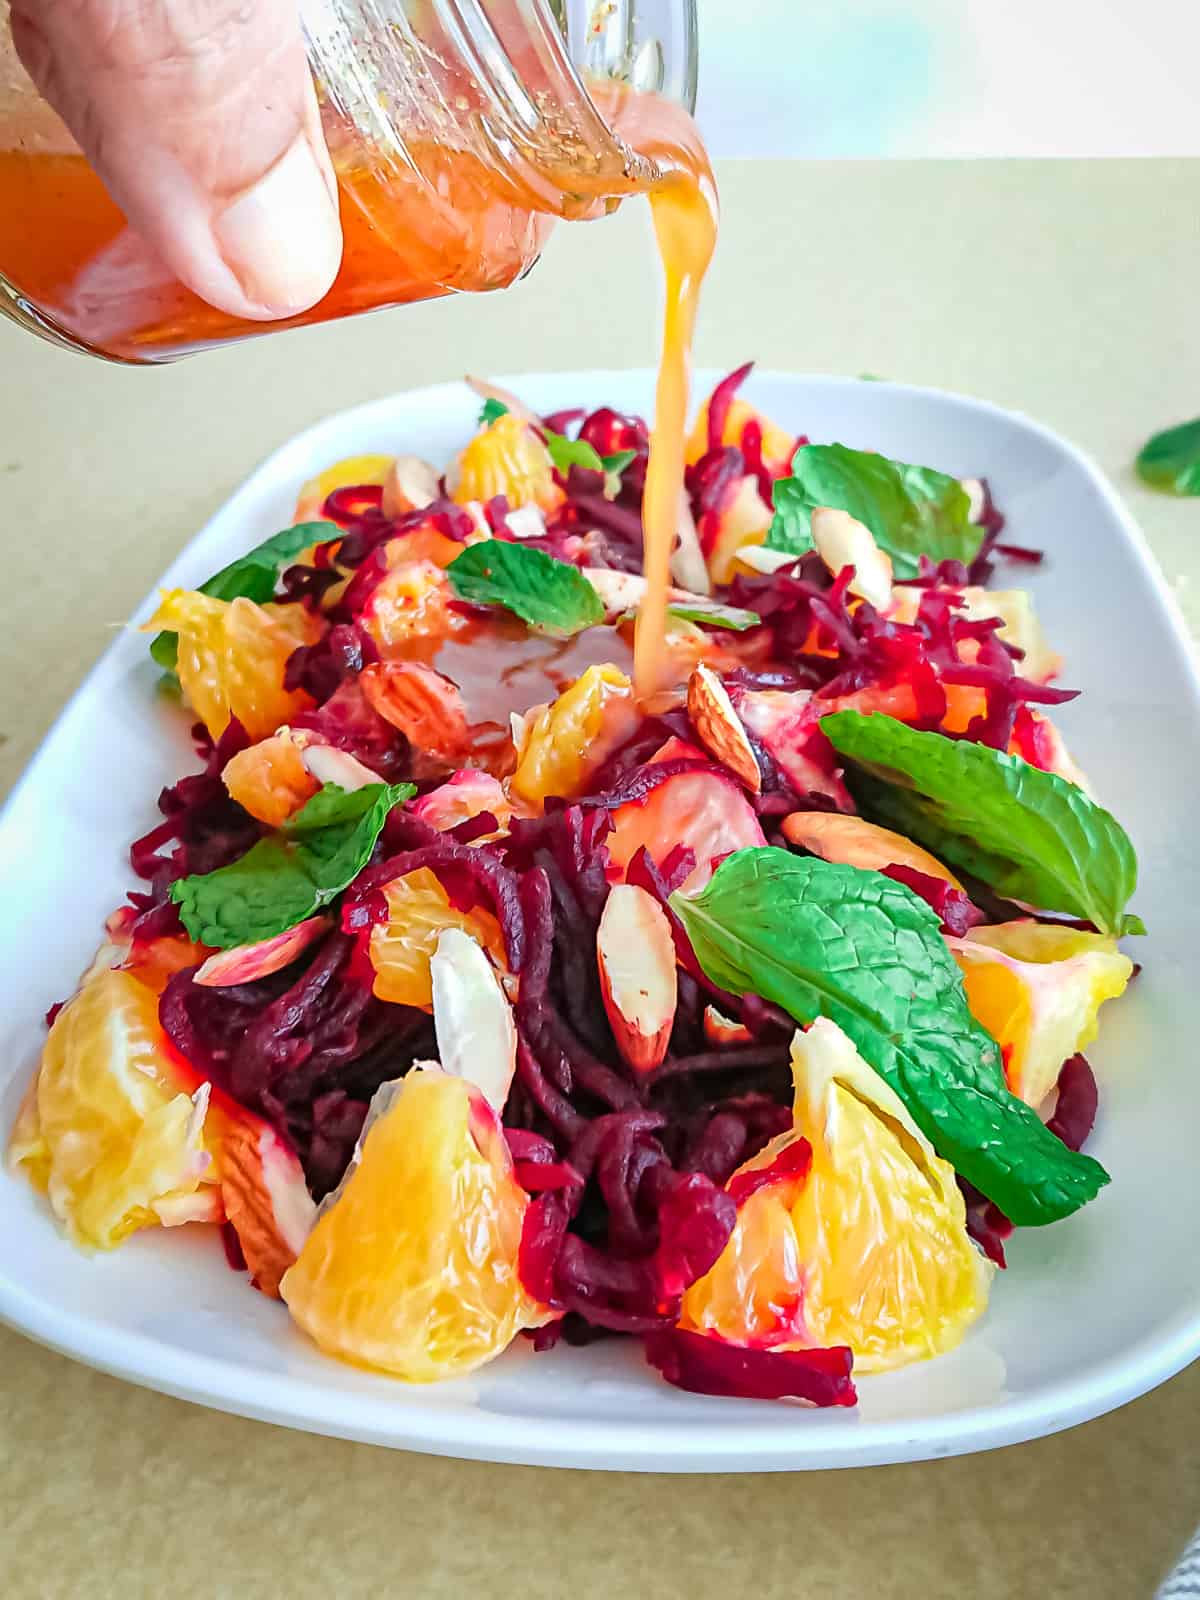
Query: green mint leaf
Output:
[[766, 443, 983, 579], [544, 429, 605, 476], [671, 848, 1109, 1225], [149, 520, 336, 669], [447, 539, 605, 636], [666, 600, 761, 632], [149, 630, 181, 672], [478, 398, 509, 426], [170, 781, 413, 949], [1135, 418, 1200, 496], [600, 449, 638, 477], [821, 711, 1142, 936]]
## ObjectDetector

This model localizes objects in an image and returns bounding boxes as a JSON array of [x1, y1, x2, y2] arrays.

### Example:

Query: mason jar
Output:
[[0, 0, 698, 363]]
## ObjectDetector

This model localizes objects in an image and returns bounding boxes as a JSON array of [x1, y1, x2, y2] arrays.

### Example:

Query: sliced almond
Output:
[[503, 504, 548, 540], [381, 454, 440, 518], [961, 477, 987, 524], [781, 811, 964, 890], [670, 491, 713, 595], [430, 927, 517, 1112], [810, 506, 894, 612], [703, 1005, 752, 1047], [463, 374, 537, 424], [194, 915, 331, 988], [301, 743, 386, 792], [596, 884, 678, 1074], [582, 567, 650, 618], [734, 544, 799, 576], [219, 1112, 317, 1297], [687, 664, 762, 793]]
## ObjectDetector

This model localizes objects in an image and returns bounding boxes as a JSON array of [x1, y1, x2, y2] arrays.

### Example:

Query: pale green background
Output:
[[1, 160, 1197, 1597]]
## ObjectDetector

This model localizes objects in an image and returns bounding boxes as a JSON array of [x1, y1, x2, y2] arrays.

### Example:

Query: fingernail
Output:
[[214, 135, 342, 316]]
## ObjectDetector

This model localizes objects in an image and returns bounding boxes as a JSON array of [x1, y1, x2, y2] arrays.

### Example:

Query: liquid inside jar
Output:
[[0, 143, 561, 362]]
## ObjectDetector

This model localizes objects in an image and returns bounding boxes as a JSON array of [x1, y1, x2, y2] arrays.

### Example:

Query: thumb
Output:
[[11, 0, 343, 320]]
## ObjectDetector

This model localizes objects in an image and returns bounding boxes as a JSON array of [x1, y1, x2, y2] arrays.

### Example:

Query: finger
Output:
[[11, 0, 343, 319]]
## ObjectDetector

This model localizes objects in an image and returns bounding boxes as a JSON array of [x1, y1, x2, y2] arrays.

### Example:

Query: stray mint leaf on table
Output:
[[170, 781, 414, 949], [821, 711, 1143, 937], [1135, 418, 1200, 496], [671, 847, 1110, 1226], [447, 539, 605, 636], [766, 443, 983, 579]]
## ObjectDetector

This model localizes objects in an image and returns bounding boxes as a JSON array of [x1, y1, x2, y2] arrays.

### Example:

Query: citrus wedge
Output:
[[682, 1018, 992, 1373], [950, 921, 1132, 1108], [146, 589, 320, 741], [369, 867, 508, 1009], [281, 1067, 550, 1380], [10, 967, 216, 1249]]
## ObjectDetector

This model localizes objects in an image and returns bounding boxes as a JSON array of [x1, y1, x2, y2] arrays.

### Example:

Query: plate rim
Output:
[[2, 370, 1197, 1471]]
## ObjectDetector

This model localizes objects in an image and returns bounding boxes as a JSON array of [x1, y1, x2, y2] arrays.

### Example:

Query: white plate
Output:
[[2, 372, 1198, 1472]]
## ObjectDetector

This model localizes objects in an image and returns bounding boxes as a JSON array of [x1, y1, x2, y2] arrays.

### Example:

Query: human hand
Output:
[[9, 0, 343, 319]]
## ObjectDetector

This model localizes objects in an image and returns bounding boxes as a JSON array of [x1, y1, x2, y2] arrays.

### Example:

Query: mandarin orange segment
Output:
[[450, 412, 563, 514], [369, 868, 508, 1009], [357, 559, 454, 652], [360, 661, 471, 761], [293, 453, 395, 521], [281, 1067, 550, 1381], [686, 396, 794, 472], [222, 729, 320, 826], [10, 966, 217, 1249], [510, 663, 636, 807], [951, 923, 1131, 1108], [682, 1020, 991, 1372], [145, 590, 320, 741]]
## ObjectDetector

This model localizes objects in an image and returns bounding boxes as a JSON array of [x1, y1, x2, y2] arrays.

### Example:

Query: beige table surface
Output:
[[1, 159, 1197, 1599]]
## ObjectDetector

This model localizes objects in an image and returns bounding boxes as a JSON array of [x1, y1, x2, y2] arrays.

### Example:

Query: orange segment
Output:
[[686, 396, 795, 473], [360, 661, 470, 762], [145, 590, 321, 741], [951, 922, 1131, 1108], [281, 1067, 550, 1380], [450, 412, 563, 514], [10, 967, 216, 1249], [221, 729, 320, 825], [511, 663, 636, 808], [682, 1020, 991, 1372], [369, 868, 508, 1009], [294, 453, 395, 521], [357, 559, 454, 653]]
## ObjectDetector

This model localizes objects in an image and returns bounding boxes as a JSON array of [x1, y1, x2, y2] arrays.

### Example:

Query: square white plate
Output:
[[2, 372, 1197, 1472]]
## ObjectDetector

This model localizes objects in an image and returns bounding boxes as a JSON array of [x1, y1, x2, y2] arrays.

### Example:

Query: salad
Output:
[[8, 366, 1142, 1407]]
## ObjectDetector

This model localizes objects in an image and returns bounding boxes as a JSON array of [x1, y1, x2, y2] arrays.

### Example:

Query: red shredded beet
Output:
[[880, 864, 985, 936], [645, 1328, 857, 1406], [726, 1137, 812, 1206], [1046, 1054, 1099, 1152]]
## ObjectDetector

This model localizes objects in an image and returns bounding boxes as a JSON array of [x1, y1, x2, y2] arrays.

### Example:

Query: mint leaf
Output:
[[667, 600, 761, 632], [447, 539, 605, 636], [766, 443, 983, 579], [544, 428, 605, 476], [170, 781, 413, 949], [478, 397, 509, 426], [1136, 418, 1200, 496], [150, 520, 336, 670], [821, 711, 1142, 936], [600, 449, 638, 477], [671, 848, 1109, 1225]]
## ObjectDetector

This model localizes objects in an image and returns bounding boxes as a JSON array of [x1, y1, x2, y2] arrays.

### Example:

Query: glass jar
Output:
[[0, 0, 697, 363]]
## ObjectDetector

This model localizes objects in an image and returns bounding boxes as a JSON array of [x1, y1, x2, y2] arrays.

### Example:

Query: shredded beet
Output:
[[645, 1328, 857, 1406], [1046, 1054, 1099, 1152], [880, 864, 985, 936]]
